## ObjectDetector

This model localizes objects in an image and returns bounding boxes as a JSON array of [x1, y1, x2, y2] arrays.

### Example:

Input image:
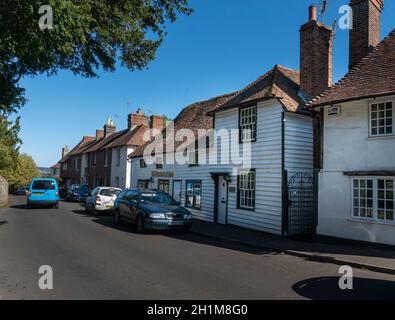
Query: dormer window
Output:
[[239, 106, 257, 143], [370, 101, 393, 137]]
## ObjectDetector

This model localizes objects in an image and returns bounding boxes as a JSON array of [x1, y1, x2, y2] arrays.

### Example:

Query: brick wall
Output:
[[300, 17, 334, 100], [349, 0, 384, 68]]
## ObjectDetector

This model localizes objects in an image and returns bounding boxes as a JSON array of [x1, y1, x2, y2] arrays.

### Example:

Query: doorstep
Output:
[[190, 220, 395, 275]]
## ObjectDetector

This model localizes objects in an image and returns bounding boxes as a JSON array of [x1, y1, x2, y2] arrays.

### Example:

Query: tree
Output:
[[6, 154, 40, 192], [0, 116, 21, 178], [0, 0, 192, 115]]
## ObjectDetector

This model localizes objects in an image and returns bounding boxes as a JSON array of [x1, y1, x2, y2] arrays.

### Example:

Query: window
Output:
[[76, 157, 81, 171], [125, 190, 139, 204], [238, 170, 256, 210], [32, 180, 56, 190], [239, 106, 257, 143], [158, 180, 170, 194], [62, 163, 68, 170], [114, 176, 120, 188], [370, 101, 393, 136], [188, 150, 199, 167], [92, 153, 96, 167], [352, 179, 374, 219], [116, 148, 121, 167], [104, 149, 108, 167], [140, 159, 147, 168], [156, 157, 163, 170], [137, 180, 150, 189], [352, 178, 394, 223], [186, 181, 201, 210]]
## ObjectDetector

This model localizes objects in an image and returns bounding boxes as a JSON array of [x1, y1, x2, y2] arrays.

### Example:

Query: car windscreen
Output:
[[76, 185, 89, 192], [100, 189, 121, 197], [32, 180, 56, 190], [140, 192, 175, 205]]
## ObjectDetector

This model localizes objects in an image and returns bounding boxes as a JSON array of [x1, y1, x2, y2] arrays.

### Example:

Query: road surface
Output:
[[1, 196, 394, 300]]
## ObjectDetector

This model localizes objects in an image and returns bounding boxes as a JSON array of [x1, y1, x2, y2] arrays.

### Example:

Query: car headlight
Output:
[[149, 213, 166, 219], [185, 214, 193, 219]]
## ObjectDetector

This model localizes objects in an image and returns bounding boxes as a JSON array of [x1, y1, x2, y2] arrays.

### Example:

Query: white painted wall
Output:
[[131, 99, 314, 235], [111, 146, 134, 189], [318, 96, 395, 245]]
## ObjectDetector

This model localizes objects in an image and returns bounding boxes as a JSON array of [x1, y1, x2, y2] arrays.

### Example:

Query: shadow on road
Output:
[[293, 277, 395, 300], [0, 220, 7, 226], [71, 209, 274, 256]]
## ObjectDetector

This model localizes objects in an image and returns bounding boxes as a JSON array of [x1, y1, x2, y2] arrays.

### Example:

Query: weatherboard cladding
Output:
[[131, 99, 313, 235]]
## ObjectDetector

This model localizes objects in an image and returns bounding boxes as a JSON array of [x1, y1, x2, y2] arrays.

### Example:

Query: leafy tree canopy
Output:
[[0, 116, 21, 177], [5, 154, 40, 191], [0, 0, 192, 114]]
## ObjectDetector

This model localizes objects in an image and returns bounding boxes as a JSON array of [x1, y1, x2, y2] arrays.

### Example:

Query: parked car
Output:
[[16, 186, 29, 195], [85, 187, 122, 214], [113, 189, 193, 233], [26, 178, 59, 208], [66, 184, 91, 202]]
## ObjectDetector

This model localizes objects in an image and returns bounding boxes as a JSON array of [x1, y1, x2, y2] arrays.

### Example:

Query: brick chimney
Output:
[[128, 109, 149, 130], [300, 5, 334, 100], [96, 129, 104, 139], [349, 0, 384, 69], [62, 146, 69, 158], [150, 115, 165, 133], [103, 118, 116, 137]]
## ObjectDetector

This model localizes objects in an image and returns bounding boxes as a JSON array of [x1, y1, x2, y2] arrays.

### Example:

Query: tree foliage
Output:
[[0, 116, 21, 177], [5, 154, 40, 192], [0, 0, 192, 115]]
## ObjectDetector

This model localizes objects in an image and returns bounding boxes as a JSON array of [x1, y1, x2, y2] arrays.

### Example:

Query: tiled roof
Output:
[[83, 130, 128, 153], [130, 93, 235, 158], [308, 29, 395, 107], [59, 136, 95, 163], [104, 125, 149, 149], [208, 65, 303, 114], [50, 163, 60, 169]]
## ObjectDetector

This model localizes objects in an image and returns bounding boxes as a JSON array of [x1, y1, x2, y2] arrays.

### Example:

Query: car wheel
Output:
[[54, 203, 59, 209], [26, 203, 31, 209], [136, 214, 146, 234], [114, 209, 122, 225]]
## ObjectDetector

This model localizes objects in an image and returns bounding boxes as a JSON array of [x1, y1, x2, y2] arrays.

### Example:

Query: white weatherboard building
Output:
[[130, 65, 315, 235]]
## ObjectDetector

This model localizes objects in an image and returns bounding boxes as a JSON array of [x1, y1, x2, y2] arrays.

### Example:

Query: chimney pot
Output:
[[103, 118, 116, 137], [128, 110, 149, 130], [309, 5, 317, 21]]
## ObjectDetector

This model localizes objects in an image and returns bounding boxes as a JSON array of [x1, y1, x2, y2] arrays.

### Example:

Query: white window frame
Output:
[[155, 157, 163, 170], [369, 100, 394, 137], [351, 177, 395, 224], [238, 170, 256, 211], [239, 106, 257, 143]]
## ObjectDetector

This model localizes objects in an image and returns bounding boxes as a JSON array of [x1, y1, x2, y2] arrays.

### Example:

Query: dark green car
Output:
[[113, 189, 193, 233]]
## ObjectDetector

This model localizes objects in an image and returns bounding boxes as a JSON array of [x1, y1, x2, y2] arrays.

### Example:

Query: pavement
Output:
[[191, 220, 395, 276], [1, 195, 395, 300]]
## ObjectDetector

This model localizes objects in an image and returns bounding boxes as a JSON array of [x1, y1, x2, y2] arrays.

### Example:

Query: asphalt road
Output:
[[0, 196, 394, 300]]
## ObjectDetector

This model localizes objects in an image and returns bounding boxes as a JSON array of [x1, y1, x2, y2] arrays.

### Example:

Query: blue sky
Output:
[[15, 0, 395, 167]]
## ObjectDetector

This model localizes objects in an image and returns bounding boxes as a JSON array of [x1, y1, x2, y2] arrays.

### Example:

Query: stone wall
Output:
[[0, 176, 8, 207]]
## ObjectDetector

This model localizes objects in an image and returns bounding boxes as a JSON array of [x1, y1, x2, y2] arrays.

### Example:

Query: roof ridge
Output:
[[307, 28, 395, 106]]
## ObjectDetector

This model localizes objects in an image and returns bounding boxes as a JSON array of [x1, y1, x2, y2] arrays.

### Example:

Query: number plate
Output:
[[170, 221, 184, 226]]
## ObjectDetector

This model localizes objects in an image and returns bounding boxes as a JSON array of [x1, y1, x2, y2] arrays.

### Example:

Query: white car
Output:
[[85, 187, 122, 214]]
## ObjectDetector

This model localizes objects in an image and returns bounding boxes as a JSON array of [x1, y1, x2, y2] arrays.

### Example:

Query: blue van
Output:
[[27, 178, 59, 208]]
